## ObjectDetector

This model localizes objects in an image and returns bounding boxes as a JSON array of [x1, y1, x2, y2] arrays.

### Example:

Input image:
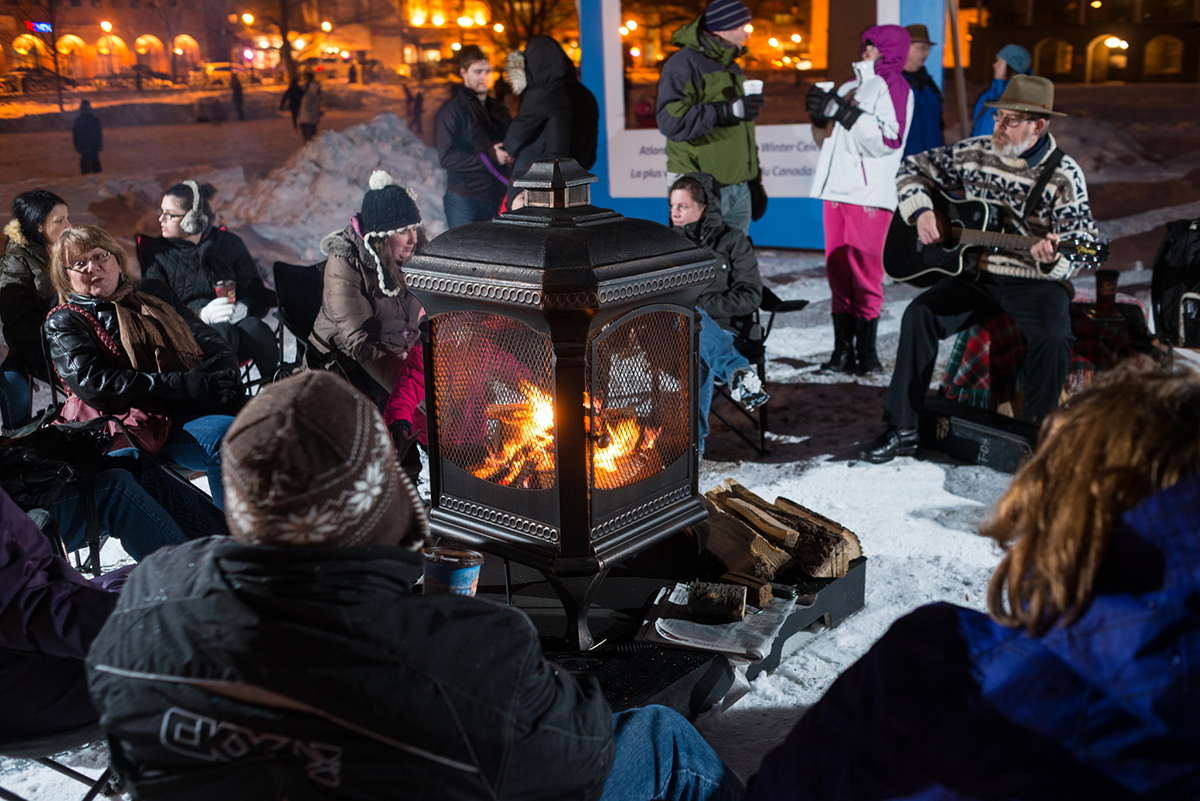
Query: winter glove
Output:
[[831, 95, 863, 130], [184, 366, 243, 405], [226, 301, 249, 325], [712, 99, 742, 127], [805, 86, 833, 125], [200, 297, 236, 325], [739, 94, 765, 122], [389, 419, 419, 463]]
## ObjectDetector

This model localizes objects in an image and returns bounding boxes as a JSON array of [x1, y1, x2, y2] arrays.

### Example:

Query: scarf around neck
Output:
[[105, 280, 207, 372]]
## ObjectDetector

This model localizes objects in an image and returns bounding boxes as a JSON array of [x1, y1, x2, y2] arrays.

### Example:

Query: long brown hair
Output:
[[984, 369, 1200, 636], [48, 225, 132, 303]]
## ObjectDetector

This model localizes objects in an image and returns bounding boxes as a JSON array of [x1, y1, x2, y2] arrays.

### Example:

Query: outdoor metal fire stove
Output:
[[405, 159, 715, 650]]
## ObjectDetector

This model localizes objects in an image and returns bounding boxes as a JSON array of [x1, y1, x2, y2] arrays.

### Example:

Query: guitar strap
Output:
[[1021, 148, 1064, 226]]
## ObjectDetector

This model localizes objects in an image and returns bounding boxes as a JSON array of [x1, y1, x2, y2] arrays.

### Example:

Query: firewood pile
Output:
[[694, 479, 863, 603]]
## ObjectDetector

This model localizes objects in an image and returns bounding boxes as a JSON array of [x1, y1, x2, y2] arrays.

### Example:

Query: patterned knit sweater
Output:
[[896, 133, 1098, 281]]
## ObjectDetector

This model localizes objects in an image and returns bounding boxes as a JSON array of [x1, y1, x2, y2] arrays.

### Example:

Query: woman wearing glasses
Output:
[[139, 180, 279, 381], [0, 189, 71, 429], [43, 225, 243, 509]]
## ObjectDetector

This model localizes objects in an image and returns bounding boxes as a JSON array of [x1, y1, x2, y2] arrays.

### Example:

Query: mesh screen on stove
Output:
[[432, 311, 557, 490], [587, 309, 691, 490]]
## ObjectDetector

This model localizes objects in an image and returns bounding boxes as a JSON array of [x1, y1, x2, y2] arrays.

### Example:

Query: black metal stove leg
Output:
[[504, 558, 513, 606], [542, 568, 611, 652]]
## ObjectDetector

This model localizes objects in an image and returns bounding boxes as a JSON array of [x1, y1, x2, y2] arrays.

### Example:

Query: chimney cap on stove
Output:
[[513, 159, 597, 209]]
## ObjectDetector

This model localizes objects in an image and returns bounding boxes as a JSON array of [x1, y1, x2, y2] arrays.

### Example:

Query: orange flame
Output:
[[471, 382, 556, 488]]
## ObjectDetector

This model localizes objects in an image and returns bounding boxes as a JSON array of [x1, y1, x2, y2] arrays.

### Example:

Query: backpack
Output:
[[1150, 218, 1200, 346]]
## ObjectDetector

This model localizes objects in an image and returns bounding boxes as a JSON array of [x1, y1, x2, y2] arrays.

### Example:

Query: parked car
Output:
[[5, 67, 78, 94], [187, 62, 243, 89], [299, 56, 352, 80]]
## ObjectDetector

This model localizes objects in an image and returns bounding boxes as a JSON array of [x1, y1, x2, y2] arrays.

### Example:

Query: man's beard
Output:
[[992, 129, 1037, 158]]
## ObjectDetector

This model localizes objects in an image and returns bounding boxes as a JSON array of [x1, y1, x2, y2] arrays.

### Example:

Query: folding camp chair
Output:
[[0, 724, 121, 801]]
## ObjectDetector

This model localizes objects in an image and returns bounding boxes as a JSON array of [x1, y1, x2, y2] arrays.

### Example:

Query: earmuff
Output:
[[180, 179, 209, 235]]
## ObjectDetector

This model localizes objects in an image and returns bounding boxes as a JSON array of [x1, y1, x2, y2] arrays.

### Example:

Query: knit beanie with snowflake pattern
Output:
[[222, 371, 428, 549]]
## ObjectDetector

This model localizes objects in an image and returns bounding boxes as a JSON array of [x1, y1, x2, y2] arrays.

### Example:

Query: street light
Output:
[[791, 33, 801, 43], [242, 13, 254, 24], [321, 21, 332, 32], [100, 21, 114, 76], [493, 23, 504, 33]]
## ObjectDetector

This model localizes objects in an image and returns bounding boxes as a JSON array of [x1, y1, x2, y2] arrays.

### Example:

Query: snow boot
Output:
[[860, 426, 919, 463], [730, 366, 769, 412], [820, 314, 857, 372], [854, 316, 884, 376]]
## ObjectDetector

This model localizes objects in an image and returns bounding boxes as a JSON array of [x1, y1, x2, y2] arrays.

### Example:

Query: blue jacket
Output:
[[970, 78, 1009, 137], [902, 68, 943, 157], [746, 473, 1200, 800]]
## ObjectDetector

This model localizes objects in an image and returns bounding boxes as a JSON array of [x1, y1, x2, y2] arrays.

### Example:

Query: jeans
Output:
[[211, 317, 280, 379], [0, 369, 31, 429], [600, 706, 744, 801], [42, 468, 189, 562], [159, 415, 234, 510], [443, 190, 500, 228], [697, 308, 751, 456]]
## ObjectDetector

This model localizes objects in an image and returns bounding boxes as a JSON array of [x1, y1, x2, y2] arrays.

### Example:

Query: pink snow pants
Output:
[[823, 201, 892, 319], [383, 342, 428, 447]]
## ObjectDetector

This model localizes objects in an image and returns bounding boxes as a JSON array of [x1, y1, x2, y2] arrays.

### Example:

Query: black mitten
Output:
[[831, 96, 863, 130], [740, 94, 765, 122], [805, 86, 831, 124], [712, 99, 741, 127]]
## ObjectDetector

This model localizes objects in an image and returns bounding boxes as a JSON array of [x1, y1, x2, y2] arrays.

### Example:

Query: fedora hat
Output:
[[984, 74, 1066, 117], [905, 24, 936, 45]]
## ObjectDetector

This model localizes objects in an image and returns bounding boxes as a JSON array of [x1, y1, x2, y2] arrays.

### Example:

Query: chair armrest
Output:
[[760, 286, 810, 315]]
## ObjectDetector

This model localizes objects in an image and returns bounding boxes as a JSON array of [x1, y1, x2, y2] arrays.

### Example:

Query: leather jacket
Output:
[[43, 279, 240, 418]]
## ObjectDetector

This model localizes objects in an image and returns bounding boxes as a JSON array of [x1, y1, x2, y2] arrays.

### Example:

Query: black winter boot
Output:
[[820, 314, 857, 372], [854, 316, 884, 376], [860, 426, 919, 463]]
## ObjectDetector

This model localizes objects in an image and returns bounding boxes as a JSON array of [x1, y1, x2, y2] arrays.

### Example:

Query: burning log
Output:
[[705, 480, 862, 580]]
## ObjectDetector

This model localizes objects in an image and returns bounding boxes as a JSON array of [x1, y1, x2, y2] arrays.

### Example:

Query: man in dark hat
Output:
[[902, 24, 943, 157], [656, 0, 763, 234], [862, 75, 1100, 463], [434, 44, 511, 228], [86, 371, 744, 801]]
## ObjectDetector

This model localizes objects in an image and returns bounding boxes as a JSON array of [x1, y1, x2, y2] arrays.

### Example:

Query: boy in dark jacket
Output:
[[72, 99, 103, 175], [87, 372, 742, 801], [435, 45, 511, 227]]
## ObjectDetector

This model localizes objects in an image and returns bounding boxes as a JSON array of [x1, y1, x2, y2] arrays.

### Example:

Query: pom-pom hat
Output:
[[359, 169, 422, 297]]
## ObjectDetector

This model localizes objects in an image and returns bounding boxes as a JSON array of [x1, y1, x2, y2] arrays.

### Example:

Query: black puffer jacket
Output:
[[436, 83, 512, 204], [43, 279, 241, 420], [503, 36, 599, 196], [673, 172, 762, 329], [140, 227, 273, 318], [87, 537, 616, 801], [0, 219, 54, 380]]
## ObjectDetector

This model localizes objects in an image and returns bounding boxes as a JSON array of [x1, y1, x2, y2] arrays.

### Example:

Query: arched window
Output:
[[1034, 37, 1074, 75], [1143, 35, 1183, 76]]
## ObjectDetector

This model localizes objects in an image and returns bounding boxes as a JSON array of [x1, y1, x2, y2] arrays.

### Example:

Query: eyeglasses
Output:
[[68, 250, 113, 272], [992, 111, 1033, 129], [158, 210, 185, 220]]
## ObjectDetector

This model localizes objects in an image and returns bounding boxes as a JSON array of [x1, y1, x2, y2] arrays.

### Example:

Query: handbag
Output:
[[52, 302, 174, 453]]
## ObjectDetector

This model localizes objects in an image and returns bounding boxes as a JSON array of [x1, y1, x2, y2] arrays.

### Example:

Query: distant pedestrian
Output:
[[348, 62, 357, 84], [279, 77, 303, 128], [901, 24, 943, 156], [410, 90, 424, 134], [230, 74, 245, 121], [72, 99, 103, 175], [403, 83, 414, 118], [298, 74, 322, 142], [971, 44, 1032, 137]]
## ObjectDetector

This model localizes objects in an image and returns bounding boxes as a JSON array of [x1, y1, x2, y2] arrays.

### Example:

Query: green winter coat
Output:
[[655, 16, 758, 187]]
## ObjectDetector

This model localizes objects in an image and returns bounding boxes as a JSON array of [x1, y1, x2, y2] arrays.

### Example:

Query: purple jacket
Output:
[[0, 488, 129, 740], [747, 473, 1200, 800]]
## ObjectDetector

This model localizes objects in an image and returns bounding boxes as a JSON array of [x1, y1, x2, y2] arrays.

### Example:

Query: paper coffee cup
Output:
[[743, 79, 763, 95], [815, 81, 835, 92], [422, 547, 484, 596]]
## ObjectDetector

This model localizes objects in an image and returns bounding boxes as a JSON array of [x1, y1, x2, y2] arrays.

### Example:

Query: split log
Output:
[[720, 571, 774, 607], [707, 480, 862, 580], [687, 582, 746, 621], [699, 496, 792, 581]]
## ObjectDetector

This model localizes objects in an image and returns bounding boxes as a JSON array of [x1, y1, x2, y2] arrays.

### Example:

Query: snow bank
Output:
[[216, 112, 446, 263]]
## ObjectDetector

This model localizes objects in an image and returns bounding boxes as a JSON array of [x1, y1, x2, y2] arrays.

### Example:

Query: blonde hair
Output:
[[49, 224, 132, 303], [984, 369, 1200, 636]]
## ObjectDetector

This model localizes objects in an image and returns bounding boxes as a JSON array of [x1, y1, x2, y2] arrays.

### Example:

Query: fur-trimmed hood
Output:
[[4, 218, 29, 248]]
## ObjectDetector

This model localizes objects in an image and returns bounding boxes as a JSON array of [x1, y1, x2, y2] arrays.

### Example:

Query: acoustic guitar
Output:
[[883, 187, 1109, 286]]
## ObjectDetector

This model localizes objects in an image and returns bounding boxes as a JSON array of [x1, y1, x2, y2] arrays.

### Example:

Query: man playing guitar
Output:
[[862, 75, 1100, 463]]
